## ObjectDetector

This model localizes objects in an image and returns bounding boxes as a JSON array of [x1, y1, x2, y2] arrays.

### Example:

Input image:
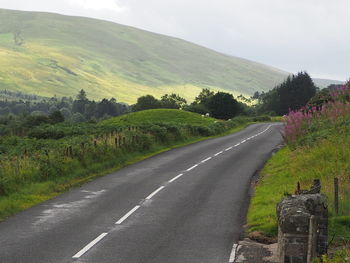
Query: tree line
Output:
[[133, 90, 248, 119], [253, 72, 318, 115], [0, 89, 130, 122], [0, 71, 333, 125]]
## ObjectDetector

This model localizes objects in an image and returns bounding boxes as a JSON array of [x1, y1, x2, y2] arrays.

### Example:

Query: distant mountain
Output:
[[313, 78, 345, 89], [0, 9, 312, 103]]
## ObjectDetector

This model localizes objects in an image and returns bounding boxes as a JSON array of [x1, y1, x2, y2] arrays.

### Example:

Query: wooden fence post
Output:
[[334, 177, 339, 215]]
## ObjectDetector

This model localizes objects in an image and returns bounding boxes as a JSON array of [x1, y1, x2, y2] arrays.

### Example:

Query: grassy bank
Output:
[[0, 109, 262, 221], [248, 141, 350, 239], [247, 86, 350, 259]]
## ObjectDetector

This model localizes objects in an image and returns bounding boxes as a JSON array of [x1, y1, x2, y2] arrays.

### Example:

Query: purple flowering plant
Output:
[[283, 80, 350, 145]]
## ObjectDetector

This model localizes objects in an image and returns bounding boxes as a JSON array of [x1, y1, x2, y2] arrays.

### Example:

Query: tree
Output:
[[72, 89, 88, 114], [76, 89, 87, 101], [160, 94, 187, 109], [49, 111, 65, 124], [71, 112, 86, 123], [206, 92, 239, 119], [259, 72, 317, 115], [96, 98, 119, 118], [60, 107, 72, 119], [133, 95, 161, 111], [194, 88, 214, 105], [252, 91, 260, 99]]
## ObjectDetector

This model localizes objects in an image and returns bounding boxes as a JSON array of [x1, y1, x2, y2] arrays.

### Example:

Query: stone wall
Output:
[[277, 192, 328, 263]]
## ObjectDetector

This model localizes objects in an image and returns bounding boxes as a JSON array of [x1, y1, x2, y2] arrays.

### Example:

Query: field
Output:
[[0, 8, 290, 103]]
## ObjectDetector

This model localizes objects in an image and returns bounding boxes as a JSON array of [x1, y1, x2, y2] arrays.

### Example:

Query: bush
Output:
[[28, 127, 65, 139], [253, 116, 271, 122]]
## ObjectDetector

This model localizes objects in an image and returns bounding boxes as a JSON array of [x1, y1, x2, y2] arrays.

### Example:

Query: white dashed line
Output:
[[214, 151, 223, 156], [168, 173, 183, 183], [72, 233, 108, 259], [71, 124, 277, 260], [115, 205, 140, 225], [201, 157, 212, 163], [229, 243, 239, 263], [145, 186, 165, 200], [186, 164, 199, 171]]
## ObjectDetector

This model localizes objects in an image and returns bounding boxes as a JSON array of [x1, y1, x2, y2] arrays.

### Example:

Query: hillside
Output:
[[313, 78, 344, 89], [0, 8, 290, 103]]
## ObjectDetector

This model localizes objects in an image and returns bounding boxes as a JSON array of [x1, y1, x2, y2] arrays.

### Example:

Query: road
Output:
[[0, 123, 283, 263]]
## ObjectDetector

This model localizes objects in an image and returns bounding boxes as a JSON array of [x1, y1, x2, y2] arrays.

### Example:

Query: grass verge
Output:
[[247, 135, 350, 241]]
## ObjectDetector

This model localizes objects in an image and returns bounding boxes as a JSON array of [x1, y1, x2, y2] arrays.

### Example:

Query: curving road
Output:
[[0, 123, 283, 263]]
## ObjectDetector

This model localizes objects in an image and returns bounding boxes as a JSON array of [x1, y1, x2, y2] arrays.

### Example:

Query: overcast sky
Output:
[[1, 0, 349, 81]]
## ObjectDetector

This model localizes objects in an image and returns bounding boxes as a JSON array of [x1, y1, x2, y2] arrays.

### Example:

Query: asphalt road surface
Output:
[[0, 123, 283, 263]]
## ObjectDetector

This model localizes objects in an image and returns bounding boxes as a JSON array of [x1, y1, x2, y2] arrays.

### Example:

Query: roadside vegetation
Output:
[[247, 81, 350, 260], [0, 105, 268, 221]]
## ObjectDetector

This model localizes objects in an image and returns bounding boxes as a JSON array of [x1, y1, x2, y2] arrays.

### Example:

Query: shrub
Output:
[[28, 127, 65, 139]]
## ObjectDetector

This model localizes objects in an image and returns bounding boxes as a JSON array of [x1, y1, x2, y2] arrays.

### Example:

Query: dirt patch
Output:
[[248, 231, 277, 244]]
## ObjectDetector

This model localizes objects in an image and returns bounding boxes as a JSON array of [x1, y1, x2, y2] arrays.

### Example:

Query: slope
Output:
[[0, 8, 289, 103]]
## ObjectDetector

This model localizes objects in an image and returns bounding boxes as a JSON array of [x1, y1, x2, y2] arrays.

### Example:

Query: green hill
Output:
[[0, 8, 289, 103], [101, 109, 217, 126]]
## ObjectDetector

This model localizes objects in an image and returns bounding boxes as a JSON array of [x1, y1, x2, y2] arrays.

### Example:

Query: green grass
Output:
[[247, 131, 350, 240], [312, 249, 350, 263], [101, 109, 217, 126], [0, 8, 289, 103]]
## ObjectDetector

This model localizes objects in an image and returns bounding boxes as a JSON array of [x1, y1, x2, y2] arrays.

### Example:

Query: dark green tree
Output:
[[194, 88, 214, 105], [133, 95, 161, 111], [72, 89, 88, 114], [259, 72, 317, 115], [49, 111, 65, 124], [206, 92, 239, 119], [160, 94, 187, 109]]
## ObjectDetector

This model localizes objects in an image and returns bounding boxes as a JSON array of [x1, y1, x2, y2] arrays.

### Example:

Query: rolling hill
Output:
[[0, 9, 293, 103], [313, 78, 344, 89]]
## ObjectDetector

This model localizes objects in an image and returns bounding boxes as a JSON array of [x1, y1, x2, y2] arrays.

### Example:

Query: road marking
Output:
[[145, 186, 165, 200], [168, 173, 183, 183], [115, 205, 140, 225], [229, 243, 238, 263], [234, 143, 241, 147], [201, 157, 212, 163], [72, 233, 108, 258], [241, 140, 246, 143], [186, 164, 199, 171], [214, 151, 223, 156], [225, 146, 233, 151]]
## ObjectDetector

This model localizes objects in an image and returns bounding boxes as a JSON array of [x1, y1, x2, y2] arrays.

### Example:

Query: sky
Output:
[[0, 0, 349, 81]]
